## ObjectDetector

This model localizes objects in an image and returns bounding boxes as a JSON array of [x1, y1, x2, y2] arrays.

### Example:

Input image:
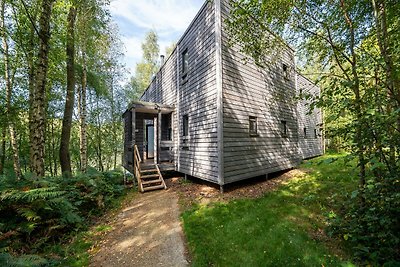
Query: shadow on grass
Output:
[[182, 154, 357, 267]]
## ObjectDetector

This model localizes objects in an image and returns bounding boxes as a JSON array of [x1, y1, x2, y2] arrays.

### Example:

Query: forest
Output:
[[0, 0, 141, 265], [0, 0, 399, 265]]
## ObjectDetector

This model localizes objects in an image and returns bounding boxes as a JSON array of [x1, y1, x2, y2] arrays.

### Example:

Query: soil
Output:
[[165, 168, 306, 210], [89, 190, 188, 267], [90, 168, 305, 267]]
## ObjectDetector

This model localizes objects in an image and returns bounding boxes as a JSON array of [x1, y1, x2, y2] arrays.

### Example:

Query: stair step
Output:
[[141, 174, 159, 179], [141, 169, 158, 174], [142, 179, 162, 185], [143, 184, 165, 192]]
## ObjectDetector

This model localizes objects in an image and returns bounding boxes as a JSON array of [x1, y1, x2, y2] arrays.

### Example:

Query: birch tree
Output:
[[1, 0, 21, 178], [29, 0, 55, 177]]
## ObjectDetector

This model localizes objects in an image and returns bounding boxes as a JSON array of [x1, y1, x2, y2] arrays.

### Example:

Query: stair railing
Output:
[[134, 144, 143, 192], [155, 164, 167, 190]]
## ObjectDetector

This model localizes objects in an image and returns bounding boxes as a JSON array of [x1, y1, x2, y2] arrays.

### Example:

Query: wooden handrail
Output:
[[133, 144, 143, 192], [155, 164, 167, 190], [134, 144, 142, 163]]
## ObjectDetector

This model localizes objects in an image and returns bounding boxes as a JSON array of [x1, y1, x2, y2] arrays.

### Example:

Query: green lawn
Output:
[[182, 154, 358, 267]]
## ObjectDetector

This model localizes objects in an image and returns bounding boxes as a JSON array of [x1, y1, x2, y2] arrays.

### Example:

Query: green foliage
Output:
[[328, 172, 400, 264], [227, 0, 400, 264], [0, 253, 48, 267], [182, 154, 356, 267], [0, 171, 126, 264], [131, 30, 160, 95]]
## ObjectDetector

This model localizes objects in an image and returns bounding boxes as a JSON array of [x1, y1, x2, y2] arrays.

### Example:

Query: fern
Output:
[[0, 187, 65, 203], [0, 170, 126, 260], [0, 253, 48, 267], [16, 208, 41, 222]]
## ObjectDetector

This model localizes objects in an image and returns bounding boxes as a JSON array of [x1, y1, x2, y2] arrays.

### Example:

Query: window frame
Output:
[[249, 116, 258, 136], [182, 114, 189, 138], [181, 48, 189, 83], [281, 120, 288, 138], [282, 63, 289, 80]]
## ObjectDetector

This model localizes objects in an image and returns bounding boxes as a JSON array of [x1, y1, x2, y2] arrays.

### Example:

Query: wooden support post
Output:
[[131, 108, 136, 169], [220, 185, 224, 194], [265, 173, 269, 181], [157, 109, 162, 165], [184, 173, 187, 181]]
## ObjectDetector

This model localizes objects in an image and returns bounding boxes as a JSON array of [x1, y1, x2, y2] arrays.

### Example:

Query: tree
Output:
[[226, 0, 399, 263], [134, 30, 160, 93], [59, 5, 76, 176], [29, 0, 55, 177], [1, 0, 21, 178], [165, 42, 176, 58]]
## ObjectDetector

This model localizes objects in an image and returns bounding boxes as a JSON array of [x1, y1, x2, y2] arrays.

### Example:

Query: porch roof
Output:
[[127, 100, 175, 114]]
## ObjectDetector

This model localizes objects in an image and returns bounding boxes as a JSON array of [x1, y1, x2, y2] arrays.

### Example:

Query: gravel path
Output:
[[90, 190, 188, 267]]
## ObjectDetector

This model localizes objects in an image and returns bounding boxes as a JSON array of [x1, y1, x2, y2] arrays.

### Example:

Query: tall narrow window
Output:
[[281, 120, 287, 137], [249, 116, 258, 136], [304, 128, 307, 138], [314, 129, 317, 139], [181, 49, 188, 82], [183, 115, 189, 137], [282, 63, 289, 80]]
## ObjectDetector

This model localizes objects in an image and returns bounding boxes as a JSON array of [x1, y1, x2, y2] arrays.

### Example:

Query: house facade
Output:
[[123, 0, 323, 191]]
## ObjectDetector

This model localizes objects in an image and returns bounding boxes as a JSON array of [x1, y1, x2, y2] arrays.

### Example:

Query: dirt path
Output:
[[90, 190, 188, 267]]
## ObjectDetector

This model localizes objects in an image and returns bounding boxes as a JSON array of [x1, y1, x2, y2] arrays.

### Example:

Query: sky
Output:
[[109, 0, 205, 78]]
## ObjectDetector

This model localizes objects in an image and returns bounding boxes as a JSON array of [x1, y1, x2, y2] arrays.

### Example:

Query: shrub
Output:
[[0, 170, 126, 261], [328, 172, 400, 265]]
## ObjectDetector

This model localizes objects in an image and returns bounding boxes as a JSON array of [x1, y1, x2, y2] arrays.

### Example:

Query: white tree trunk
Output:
[[78, 51, 88, 172], [1, 0, 21, 178]]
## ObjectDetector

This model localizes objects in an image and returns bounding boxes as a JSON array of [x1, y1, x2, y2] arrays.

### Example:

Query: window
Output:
[[249, 116, 258, 136], [304, 128, 307, 138], [281, 120, 287, 137], [314, 128, 318, 139], [183, 115, 189, 137], [181, 49, 189, 82], [282, 63, 289, 80]]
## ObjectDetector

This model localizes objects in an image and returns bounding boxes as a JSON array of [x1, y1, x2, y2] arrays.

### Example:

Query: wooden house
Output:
[[122, 0, 323, 192]]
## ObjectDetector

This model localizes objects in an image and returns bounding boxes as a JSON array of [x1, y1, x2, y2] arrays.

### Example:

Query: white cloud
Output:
[[121, 36, 142, 61], [110, 0, 202, 34], [120, 36, 142, 75], [110, 0, 204, 78]]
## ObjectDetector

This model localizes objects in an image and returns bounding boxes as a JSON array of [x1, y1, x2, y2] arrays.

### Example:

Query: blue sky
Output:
[[109, 0, 205, 77]]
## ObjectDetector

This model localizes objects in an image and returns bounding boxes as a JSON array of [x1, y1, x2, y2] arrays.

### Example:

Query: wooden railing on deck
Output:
[[133, 145, 143, 192]]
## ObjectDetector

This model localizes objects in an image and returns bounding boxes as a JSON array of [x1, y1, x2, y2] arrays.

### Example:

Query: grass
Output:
[[182, 153, 358, 267]]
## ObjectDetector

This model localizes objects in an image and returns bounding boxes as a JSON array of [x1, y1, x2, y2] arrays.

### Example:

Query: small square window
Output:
[[183, 115, 189, 137], [304, 128, 307, 138], [283, 63, 289, 80], [249, 116, 258, 136], [181, 49, 189, 81], [281, 120, 287, 137]]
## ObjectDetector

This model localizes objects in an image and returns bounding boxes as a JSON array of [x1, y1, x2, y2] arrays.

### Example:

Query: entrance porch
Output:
[[123, 101, 176, 192]]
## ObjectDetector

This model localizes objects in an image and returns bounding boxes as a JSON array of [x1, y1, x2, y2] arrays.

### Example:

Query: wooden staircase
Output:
[[134, 145, 167, 193]]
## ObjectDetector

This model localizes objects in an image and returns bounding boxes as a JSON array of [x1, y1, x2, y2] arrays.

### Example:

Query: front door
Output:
[[146, 125, 155, 159]]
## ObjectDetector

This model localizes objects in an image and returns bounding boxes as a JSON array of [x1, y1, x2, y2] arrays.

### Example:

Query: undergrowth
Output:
[[182, 154, 399, 266], [0, 168, 129, 266]]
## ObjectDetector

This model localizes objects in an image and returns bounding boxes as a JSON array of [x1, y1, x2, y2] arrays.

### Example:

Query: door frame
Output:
[[146, 124, 155, 159]]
